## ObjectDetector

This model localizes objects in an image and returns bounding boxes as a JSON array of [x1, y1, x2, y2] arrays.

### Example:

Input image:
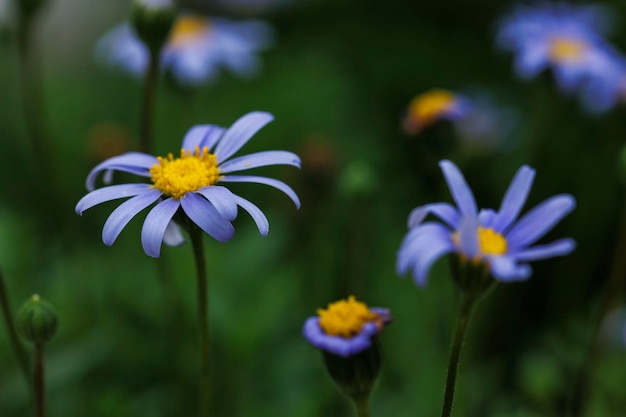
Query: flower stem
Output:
[[440, 295, 476, 417], [139, 47, 161, 154], [34, 343, 44, 417], [353, 395, 371, 417], [189, 225, 210, 417], [0, 269, 31, 391]]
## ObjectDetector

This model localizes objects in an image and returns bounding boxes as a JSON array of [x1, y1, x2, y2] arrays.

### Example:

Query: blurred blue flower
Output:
[[76, 111, 301, 258], [95, 13, 273, 85], [397, 160, 576, 285], [496, 3, 626, 113], [403, 89, 470, 134], [303, 296, 391, 357]]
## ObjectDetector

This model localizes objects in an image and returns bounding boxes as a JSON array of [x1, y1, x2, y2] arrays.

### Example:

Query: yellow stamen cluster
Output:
[[408, 89, 457, 124], [549, 37, 586, 62], [317, 296, 378, 338], [168, 16, 210, 48], [452, 226, 508, 261], [150, 146, 220, 199]]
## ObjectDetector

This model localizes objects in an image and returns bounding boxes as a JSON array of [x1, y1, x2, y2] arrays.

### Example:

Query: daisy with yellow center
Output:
[[404, 89, 468, 134], [168, 15, 211, 49], [76, 111, 301, 258], [549, 37, 587, 63]]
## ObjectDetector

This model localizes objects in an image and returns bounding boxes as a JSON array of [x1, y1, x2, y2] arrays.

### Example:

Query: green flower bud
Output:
[[16, 294, 58, 344], [449, 255, 495, 299], [131, 0, 176, 54]]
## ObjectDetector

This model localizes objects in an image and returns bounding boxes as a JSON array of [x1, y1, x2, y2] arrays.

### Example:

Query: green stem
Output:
[[0, 269, 31, 390], [140, 47, 161, 154], [34, 343, 44, 417], [440, 295, 476, 417], [189, 226, 210, 417], [353, 395, 371, 417]]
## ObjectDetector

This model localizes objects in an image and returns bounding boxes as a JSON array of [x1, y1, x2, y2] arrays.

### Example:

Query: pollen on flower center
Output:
[[549, 37, 587, 62], [408, 89, 457, 122], [477, 227, 507, 255], [168, 16, 210, 48], [150, 146, 220, 199], [317, 296, 379, 338]]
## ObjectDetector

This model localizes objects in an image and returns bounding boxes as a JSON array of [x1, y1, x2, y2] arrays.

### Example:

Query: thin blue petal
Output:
[[458, 215, 478, 258], [86, 153, 156, 191], [234, 195, 269, 236], [489, 256, 532, 281], [214, 112, 274, 163], [303, 317, 378, 357], [412, 237, 454, 286], [102, 190, 162, 245], [219, 175, 301, 208], [506, 194, 576, 249], [195, 186, 238, 221], [478, 209, 497, 228], [76, 184, 154, 215], [219, 151, 301, 173], [163, 221, 185, 247], [439, 160, 477, 218], [493, 165, 535, 232], [182, 124, 225, 151], [397, 223, 451, 277], [141, 198, 181, 258], [511, 238, 576, 261], [407, 203, 459, 229], [180, 193, 235, 242]]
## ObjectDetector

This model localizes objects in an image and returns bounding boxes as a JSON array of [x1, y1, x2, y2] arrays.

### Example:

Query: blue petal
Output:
[[218, 151, 301, 173], [412, 236, 455, 287], [214, 112, 274, 163], [488, 256, 532, 281], [511, 238, 576, 261], [493, 165, 535, 232], [478, 209, 497, 228], [102, 190, 162, 245], [506, 194, 576, 249], [407, 202, 459, 229], [180, 193, 235, 242], [219, 175, 301, 208], [182, 124, 226, 151], [234, 195, 269, 236], [396, 223, 453, 286], [141, 198, 181, 258], [458, 215, 478, 258], [76, 184, 154, 215], [439, 160, 477, 219], [86, 153, 156, 191], [195, 186, 238, 221], [302, 317, 377, 357], [163, 221, 185, 247]]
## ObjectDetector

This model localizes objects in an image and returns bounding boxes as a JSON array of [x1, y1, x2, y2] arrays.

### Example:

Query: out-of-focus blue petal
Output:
[[411, 235, 455, 287], [195, 186, 238, 221], [163, 221, 185, 247], [95, 23, 148, 77], [478, 209, 497, 228], [407, 203, 459, 229], [506, 194, 576, 249], [102, 190, 162, 245], [489, 256, 532, 281], [234, 195, 269, 236], [439, 160, 477, 219], [141, 198, 181, 258], [512, 238, 576, 261], [180, 192, 235, 242], [458, 216, 478, 258], [86, 153, 156, 190], [182, 125, 225, 151], [219, 150, 301, 173], [493, 165, 535, 232], [220, 175, 301, 208], [396, 223, 451, 278], [76, 184, 154, 214], [214, 112, 274, 163], [302, 317, 379, 357]]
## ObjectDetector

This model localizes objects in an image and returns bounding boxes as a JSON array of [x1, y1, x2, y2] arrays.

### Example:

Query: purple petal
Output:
[[478, 209, 497, 228], [102, 190, 162, 245], [76, 184, 154, 215], [439, 160, 477, 218], [180, 193, 235, 242], [182, 124, 226, 152], [219, 175, 300, 208], [511, 238, 576, 261], [234, 195, 269, 236], [218, 151, 301, 173], [506, 194, 576, 249], [163, 221, 185, 247], [458, 216, 478, 258], [195, 186, 238, 221], [214, 112, 274, 163], [407, 202, 459, 229], [302, 317, 378, 357], [86, 153, 157, 191], [493, 165, 535, 232], [488, 256, 532, 281], [141, 198, 181, 258]]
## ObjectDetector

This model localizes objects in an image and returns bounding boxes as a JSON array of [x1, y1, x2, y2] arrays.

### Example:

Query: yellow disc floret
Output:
[[549, 37, 586, 62], [317, 296, 378, 338], [168, 15, 210, 48], [150, 146, 220, 199], [408, 89, 457, 124], [477, 227, 507, 256]]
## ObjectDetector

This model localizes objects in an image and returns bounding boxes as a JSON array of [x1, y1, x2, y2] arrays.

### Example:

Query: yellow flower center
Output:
[[150, 146, 220, 199], [317, 296, 379, 338], [408, 89, 457, 124], [549, 37, 587, 62], [168, 16, 210, 48], [476, 227, 507, 255]]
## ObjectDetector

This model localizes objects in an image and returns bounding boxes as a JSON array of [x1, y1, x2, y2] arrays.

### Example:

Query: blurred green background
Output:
[[1, 0, 626, 416]]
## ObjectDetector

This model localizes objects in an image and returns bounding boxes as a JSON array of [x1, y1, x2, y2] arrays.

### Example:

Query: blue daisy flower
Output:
[[95, 13, 273, 85], [403, 89, 470, 135], [397, 160, 576, 284], [76, 111, 301, 257], [496, 3, 626, 113]]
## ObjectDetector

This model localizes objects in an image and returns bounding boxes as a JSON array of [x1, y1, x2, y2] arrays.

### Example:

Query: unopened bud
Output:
[[131, 0, 175, 53], [16, 294, 58, 344]]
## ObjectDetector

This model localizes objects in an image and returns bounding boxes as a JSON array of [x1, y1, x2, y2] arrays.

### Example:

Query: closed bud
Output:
[[16, 294, 58, 344], [131, 0, 175, 53]]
